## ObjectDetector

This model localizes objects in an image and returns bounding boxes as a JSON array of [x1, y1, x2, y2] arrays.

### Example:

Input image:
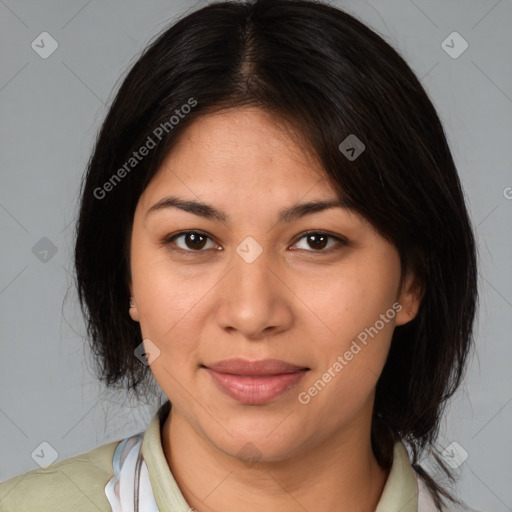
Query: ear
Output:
[[395, 271, 423, 326], [128, 281, 140, 323]]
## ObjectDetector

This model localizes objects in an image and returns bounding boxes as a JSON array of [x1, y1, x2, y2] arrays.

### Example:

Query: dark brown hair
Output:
[[74, 1, 478, 509]]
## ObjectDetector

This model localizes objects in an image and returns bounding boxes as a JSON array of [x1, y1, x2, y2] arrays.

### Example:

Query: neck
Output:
[[161, 407, 390, 512]]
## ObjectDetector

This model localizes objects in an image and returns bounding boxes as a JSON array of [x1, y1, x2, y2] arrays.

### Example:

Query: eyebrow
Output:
[[146, 195, 347, 224]]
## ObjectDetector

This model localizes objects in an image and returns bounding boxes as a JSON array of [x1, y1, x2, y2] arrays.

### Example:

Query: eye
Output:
[[290, 231, 348, 253], [163, 231, 220, 253], [162, 230, 348, 255]]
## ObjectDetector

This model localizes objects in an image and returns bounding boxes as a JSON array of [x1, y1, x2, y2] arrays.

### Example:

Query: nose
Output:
[[214, 240, 293, 341]]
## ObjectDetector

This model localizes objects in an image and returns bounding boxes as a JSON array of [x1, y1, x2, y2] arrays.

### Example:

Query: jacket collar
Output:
[[142, 401, 419, 512]]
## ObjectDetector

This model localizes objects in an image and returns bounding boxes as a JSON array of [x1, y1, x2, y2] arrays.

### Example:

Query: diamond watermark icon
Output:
[[31, 32, 59, 59], [31, 441, 58, 468], [339, 134, 365, 161], [441, 32, 468, 59], [236, 442, 262, 468], [32, 237, 58, 263], [134, 339, 161, 365], [441, 441, 469, 469], [236, 236, 263, 264]]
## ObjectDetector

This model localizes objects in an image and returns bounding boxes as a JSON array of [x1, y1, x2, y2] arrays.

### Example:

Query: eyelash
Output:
[[161, 230, 349, 256]]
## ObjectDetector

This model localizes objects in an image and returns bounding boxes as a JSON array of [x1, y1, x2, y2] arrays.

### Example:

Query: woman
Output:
[[0, 0, 478, 510]]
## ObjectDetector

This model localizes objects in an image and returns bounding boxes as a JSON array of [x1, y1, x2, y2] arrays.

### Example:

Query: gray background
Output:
[[1, 0, 511, 510]]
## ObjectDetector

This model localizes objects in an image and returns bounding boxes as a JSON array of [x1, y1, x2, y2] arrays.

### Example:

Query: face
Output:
[[128, 107, 419, 462]]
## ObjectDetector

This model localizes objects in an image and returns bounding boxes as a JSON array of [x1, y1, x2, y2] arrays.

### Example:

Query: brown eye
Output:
[[306, 233, 328, 250], [292, 231, 348, 253], [164, 231, 217, 252], [183, 232, 207, 250]]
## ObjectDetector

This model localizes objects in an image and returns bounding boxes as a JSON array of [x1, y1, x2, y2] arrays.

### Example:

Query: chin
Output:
[[204, 418, 306, 463]]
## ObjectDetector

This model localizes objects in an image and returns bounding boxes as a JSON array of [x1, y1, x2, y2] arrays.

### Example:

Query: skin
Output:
[[128, 107, 421, 512]]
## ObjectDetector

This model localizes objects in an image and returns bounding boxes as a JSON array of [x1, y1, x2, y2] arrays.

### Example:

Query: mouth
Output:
[[201, 358, 310, 405]]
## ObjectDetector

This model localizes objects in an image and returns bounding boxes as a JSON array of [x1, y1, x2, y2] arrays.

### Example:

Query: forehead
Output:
[[172, 106, 317, 162], [140, 107, 339, 205]]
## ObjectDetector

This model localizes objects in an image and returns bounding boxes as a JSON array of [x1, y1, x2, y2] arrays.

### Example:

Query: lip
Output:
[[203, 358, 309, 405]]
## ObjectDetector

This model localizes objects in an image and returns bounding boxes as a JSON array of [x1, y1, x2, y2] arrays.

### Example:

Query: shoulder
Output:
[[0, 439, 120, 512]]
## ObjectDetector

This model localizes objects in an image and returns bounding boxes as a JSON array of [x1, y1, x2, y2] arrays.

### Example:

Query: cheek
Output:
[[296, 248, 401, 410], [298, 314, 395, 421], [299, 255, 401, 347], [129, 236, 202, 353]]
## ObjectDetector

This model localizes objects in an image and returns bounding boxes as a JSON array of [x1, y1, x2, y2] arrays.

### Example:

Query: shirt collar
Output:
[[142, 400, 419, 512]]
